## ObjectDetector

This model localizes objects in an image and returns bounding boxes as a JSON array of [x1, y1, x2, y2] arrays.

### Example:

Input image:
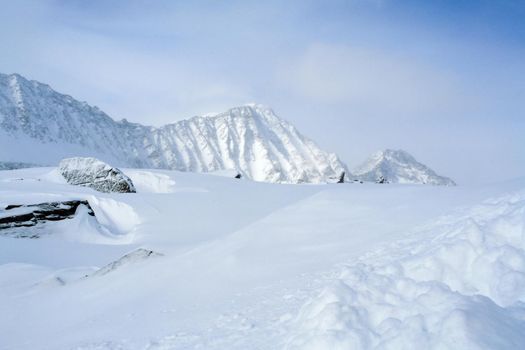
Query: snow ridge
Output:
[[353, 149, 455, 185], [0, 73, 347, 184]]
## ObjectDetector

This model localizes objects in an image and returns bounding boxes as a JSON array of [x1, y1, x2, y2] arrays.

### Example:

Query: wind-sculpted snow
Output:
[[125, 170, 176, 193], [0, 73, 347, 183], [353, 149, 455, 185], [87, 196, 141, 235], [59, 157, 136, 193], [286, 192, 525, 349]]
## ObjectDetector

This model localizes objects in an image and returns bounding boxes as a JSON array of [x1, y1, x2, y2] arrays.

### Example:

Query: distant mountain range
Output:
[[0, 73, 347, 183], [0, 73, 454, 185], [353, 149, 456, 185]]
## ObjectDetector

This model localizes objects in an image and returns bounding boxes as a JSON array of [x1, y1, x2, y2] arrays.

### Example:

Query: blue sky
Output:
[[1, 0, 524, 184]]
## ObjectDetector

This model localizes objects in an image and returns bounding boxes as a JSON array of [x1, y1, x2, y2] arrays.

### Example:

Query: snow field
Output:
[[1, 166, 525, 349]]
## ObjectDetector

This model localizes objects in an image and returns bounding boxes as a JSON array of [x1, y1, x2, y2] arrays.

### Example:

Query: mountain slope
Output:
[[0, 73, 347, 183], [353, 149, 455, 185]]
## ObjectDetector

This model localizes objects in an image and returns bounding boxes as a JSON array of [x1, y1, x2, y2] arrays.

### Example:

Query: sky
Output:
[[0, 0, 524, 184]]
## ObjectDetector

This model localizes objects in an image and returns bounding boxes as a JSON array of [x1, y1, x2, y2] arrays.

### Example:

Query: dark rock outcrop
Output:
[[376, 176, 388, 184], [59, 157, 136, 193], [0, 200, 94, 237]]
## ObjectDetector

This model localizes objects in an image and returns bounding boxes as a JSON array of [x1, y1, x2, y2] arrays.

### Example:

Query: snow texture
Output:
[[0, 73, 347, 184], [353, 149, 456, 185], [59, 157, 136, 193], [286, 192, 525, 349], [87, 195, 141, 235]]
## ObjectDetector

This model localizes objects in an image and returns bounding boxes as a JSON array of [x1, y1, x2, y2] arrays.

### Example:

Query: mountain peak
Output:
[[354, 149, 455, 185], [3, 72, 50, 91], [223, 104, 278, 120]]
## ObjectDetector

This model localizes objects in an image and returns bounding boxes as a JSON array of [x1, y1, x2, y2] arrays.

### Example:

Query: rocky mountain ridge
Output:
[[0, 73, 346, 183]]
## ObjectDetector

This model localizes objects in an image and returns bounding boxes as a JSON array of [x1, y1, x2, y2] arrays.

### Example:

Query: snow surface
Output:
[[0, 167, 524, 349], [286, 191, 525, 349], [353, 149, 456, 185], [0, 73, 346, 184]]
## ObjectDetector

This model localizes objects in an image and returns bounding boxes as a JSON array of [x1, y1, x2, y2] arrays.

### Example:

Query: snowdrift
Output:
[[286, 191, 525, 349]]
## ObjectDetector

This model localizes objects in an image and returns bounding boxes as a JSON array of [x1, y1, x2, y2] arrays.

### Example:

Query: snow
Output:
[[125, 170, 176, 193], [0, 166, 524, 349], [87, 196, 140, 237], [0, 73, 347, 184], [286, 191, 525, 349]]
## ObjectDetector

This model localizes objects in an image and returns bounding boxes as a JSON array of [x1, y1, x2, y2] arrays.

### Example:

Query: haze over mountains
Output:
[[0, 73, 454, 185]]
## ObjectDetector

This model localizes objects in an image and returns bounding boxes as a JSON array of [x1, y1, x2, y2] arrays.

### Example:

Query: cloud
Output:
[[32, 32, 252, 123], [277, 43, 467, 117]]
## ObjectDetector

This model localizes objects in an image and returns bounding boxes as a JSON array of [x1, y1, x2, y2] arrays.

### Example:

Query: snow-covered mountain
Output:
[[0, 73, 347, 183], [353, 149, 456, 185]]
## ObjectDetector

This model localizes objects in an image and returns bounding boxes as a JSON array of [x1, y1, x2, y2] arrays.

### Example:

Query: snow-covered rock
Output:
[[59, 157, 136, 193], [90, 249, 163, 277], [0, 73, 347, 184], [353, 149, 455, 185]]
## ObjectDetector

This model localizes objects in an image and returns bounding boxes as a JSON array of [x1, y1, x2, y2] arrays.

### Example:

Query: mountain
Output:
[[0, 73, 347, 183], [353, 149, 456, 185], [0, 161, 39, 170]]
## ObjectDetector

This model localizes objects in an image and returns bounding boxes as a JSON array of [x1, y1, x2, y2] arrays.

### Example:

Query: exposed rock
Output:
[[0, 200, 94, 237], [89, 249, 163, 277], [376, 175, 388, 184], [59, 157, 136, 193], [235, 173, 242, 179], [337, 172, 345, 184]]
